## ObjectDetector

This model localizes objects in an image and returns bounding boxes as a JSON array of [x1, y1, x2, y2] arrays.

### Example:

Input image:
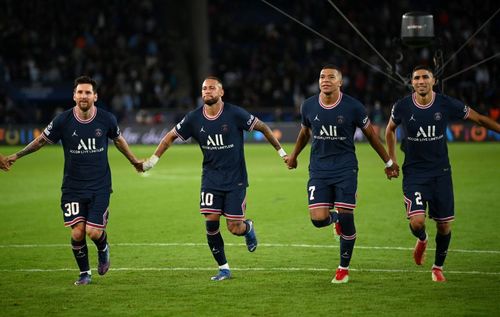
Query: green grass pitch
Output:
[[0, 143, 499, 316]]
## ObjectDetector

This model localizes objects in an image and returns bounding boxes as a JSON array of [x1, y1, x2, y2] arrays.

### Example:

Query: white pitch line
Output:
[[0, 267, 499, 275], [0, 242, 499, 254]]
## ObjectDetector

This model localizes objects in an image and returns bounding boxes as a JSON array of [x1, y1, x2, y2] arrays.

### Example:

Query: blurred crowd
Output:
[[1, 0, 499, 125], [208, 0, 500, 122]]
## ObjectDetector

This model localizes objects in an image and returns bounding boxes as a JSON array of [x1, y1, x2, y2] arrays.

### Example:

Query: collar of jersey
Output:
[[203, 102, 224, 120], [319, 92, 342, 109], [412, 92, 435, 109], [73, 106, 97, 123]]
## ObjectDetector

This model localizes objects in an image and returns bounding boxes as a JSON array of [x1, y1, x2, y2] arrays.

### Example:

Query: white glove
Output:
[[143, 155, 159, 171]]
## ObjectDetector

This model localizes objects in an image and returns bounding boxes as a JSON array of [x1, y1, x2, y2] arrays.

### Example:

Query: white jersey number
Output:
[[64, 202, 80, 217]]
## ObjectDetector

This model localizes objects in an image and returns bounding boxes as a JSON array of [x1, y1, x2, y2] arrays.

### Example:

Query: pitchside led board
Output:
[[0, 123, 499, 146]]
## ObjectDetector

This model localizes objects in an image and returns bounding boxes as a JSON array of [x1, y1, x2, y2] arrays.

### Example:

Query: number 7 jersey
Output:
[[301, 93, 370, 178]]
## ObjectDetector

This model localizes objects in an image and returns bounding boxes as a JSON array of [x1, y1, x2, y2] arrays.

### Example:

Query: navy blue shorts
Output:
[[403, 172, 454, 223], [199, 187, 247, 220], [61, 192, 110, 229], [307, 174, 357, 210]]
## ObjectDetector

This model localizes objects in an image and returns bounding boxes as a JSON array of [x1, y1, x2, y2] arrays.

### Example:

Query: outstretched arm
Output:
[[252, 120, 288, 161], [466, 108, 500, 133], [286, 126, 311, 169], [113, 135, 143, 172], [7, 135, 48, 167], [142, 129, 178, 171], [363, 123, 399, 179]]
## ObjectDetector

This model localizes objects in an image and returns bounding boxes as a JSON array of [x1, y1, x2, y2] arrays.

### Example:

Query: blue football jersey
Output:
[[174, 102, 258, 191], [42, 107, 121, 193], [301, 93, 370, 178], [391, 92, 470, 177]]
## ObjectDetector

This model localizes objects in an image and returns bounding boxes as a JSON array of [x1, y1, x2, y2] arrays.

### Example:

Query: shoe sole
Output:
[[331, 276, 349, 284]]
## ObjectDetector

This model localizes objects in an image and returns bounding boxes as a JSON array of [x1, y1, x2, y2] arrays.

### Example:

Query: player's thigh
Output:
[[332, 174, 357, 210], [199, 188, 224, 217], [61, 192, 89, 227], [402, 177, 431, 218], [429, 173, 455, 223], [86, 193, 110, 230], [222, 187, 247, 221], [307, 178, 335, 211]]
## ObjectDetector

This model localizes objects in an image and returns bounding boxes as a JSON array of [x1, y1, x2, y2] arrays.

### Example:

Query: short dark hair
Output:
[[74, 76, 97, 92], [321, 64, 342, 74], [412, 65, 434, 76], [203, 76, 223, 88]]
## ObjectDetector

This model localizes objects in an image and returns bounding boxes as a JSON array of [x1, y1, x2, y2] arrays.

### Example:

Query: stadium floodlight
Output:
[[401, 12, 435, 48]]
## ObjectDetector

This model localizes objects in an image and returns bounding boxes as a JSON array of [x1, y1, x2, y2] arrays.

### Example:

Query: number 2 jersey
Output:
[[391, 92, 470, 177], [173, 102, 258, 191], [42, 106, 121, 194], [301, 92, 370, 179]]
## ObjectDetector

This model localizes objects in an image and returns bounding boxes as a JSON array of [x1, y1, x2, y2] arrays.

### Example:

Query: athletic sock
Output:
[[206, 221, 227, 266], [92, 231, 108, 251], [338, 213, 356, 268], [410, 223, 427, 241], [71, 238, 90, 273], [435, 232, 451, 267]]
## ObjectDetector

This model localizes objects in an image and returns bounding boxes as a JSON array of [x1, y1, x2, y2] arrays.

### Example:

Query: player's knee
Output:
[[436, 222, 451, 235], [311, 217, 331, 228], [71, 224, 86, 241], [226, 220, 244, 235], [71, 231, 85, 241], [410, 217, 425, 230], [206, 220, 220, 235], [86, 228, 103, 241]]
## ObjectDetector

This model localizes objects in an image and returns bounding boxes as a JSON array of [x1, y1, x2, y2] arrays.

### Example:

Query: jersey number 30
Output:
[[64, 202, 80, 217]]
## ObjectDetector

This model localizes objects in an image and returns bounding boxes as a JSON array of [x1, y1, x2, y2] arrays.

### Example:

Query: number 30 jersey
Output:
[[42, 107, 120, 194]]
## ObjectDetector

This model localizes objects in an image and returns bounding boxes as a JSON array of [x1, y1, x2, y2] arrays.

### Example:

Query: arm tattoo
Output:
[[16, 137, 47, 158]]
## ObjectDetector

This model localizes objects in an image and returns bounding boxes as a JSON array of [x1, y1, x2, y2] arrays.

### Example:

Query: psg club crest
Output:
[[336, 116, 345, 124], [434, 112, 442, 121], [95, 128, 103, 137], [221, 124, 229, 133]]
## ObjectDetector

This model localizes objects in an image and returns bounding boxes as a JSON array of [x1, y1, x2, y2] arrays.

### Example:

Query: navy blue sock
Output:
[[338, 213, 356, 268], [71, 238, 90, 273], [435, 232, 451, 267], [410, 223, 427, 241], [206, 221, 227, 266], [92, 231, 108, 251]]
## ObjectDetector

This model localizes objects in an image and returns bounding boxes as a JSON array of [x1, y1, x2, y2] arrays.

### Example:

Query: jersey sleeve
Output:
[[446, 96, 470, 120], [390, 102, 402, 125], [300, 102, 310, 128], [106, 113, 121, 140], [354, 102, 370, 129], [42, 114, 64, 144], [234, 106, 258, 131], [173, 113, 193, 142]]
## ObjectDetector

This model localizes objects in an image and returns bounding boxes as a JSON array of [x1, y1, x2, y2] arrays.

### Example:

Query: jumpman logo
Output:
[[314, 115, 320, 121], [200, 126, 206, 133], [410, 114, 416, 121], [72, 130, 78, 137]]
